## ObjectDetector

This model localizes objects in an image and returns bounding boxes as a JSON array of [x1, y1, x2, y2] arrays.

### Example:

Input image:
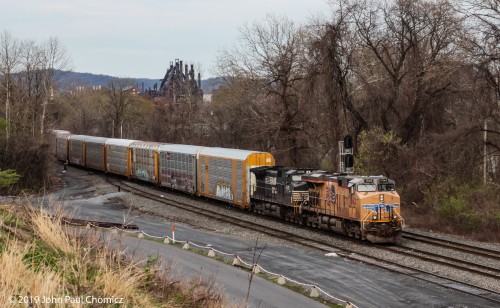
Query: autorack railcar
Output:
[[130, 141, 165, 184], [158, 144, 204, 194], [68, 135, 88, 166], [105, 139, 136, 177], [197, 147, 275, 208], [52, 130, 71, 162], [85, 136, 108, 171]]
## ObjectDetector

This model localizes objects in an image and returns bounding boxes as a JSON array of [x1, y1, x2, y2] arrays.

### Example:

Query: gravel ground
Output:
[[74, 170, 500, 295], [401, 240, 500, 271]]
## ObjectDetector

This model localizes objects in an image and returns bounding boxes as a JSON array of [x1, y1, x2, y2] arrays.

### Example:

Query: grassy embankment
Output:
[[0, 204, 226, 307]]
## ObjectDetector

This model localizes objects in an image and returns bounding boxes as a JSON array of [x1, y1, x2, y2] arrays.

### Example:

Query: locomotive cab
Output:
[[351, 177, 403, 243], [351, 178, 400, 221]]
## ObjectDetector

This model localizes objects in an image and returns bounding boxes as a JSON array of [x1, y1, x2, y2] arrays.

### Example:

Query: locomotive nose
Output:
[[359, 191, 400, 222]]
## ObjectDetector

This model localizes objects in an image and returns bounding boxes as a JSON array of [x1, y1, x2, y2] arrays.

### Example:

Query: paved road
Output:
[[109, 233, 327, 308], [43, 166, 498, 308]]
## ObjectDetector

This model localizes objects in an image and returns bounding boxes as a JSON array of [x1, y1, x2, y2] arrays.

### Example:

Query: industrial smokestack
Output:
[[185, 64, 188, 77], [179, 60, 183, 75]]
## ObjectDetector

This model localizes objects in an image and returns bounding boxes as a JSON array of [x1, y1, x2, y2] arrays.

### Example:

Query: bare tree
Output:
[[216, 14, 308, 165], [208, 77, 272, 149], [245, 237, 266, 306], [102, 78, 135, 138], [9, 37, 69, 139], [455, 0, 499, 182], [305, 1, 366, 166], [59, 88, 105, 135], [352, 0, 464, 144], [0, 31, 21, 140], [18, 39, 47, 137], [38, 37, 70, 136]]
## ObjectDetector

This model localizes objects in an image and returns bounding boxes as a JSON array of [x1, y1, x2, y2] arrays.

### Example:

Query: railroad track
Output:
[[105, 176, 500, 305], [107, 177, 337, 252], [403, 230, 500, 262], [378, 244, 500, 279]]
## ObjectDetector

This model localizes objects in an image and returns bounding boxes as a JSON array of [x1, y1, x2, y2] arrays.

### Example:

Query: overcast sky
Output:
[[0, 0, 330, 79]]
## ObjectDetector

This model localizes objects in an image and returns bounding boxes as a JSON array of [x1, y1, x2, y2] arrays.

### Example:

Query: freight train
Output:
[[51, 130, 403, 243]]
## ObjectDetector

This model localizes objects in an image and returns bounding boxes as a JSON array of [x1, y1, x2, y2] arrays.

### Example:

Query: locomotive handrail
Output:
[[394, 211, 405, 227], [361, 211, 372, 231]]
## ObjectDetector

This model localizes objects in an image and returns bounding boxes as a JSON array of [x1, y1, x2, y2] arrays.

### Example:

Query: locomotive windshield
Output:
[[357, 184, 377, 192], [378, 183, 395, 191]]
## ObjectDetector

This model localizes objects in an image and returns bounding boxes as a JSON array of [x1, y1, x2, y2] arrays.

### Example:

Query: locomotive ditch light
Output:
[[379, 194, 384, 201], [372, 215, 378, 220], [393, 215, 397, 219]]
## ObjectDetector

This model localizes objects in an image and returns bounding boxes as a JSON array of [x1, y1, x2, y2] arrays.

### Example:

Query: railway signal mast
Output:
[[339, 135, 354, 174]]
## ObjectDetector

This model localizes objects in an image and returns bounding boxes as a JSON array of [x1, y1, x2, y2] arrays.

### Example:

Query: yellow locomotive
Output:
[[250, 135, 402, 243], [250, 168, 403, 243]]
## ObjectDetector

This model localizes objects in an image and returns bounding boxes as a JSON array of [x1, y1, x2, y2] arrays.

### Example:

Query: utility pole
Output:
[[483, 119, 488, 184]]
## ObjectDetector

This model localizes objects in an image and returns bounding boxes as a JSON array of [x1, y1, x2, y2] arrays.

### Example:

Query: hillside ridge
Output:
[[56, 70, 224, 93]]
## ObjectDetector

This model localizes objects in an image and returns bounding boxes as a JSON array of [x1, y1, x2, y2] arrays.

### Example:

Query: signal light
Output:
[[344, 154, 354, 168], [344, 135, 353, 149]]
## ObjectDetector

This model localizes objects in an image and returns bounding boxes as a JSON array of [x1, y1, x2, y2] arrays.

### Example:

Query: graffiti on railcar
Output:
[[161, 170, 195, 193], [136, 169, 149, 181], [216, 182, 233, 201]]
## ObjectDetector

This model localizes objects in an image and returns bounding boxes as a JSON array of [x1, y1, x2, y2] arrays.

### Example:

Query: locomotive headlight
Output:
[[372, 215, 378, 220], [393, 215, 397, 219], [379, 194, 384, 201]]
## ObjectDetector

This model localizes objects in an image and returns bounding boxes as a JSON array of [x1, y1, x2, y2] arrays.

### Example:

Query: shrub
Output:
[[356, 128, 402, 176], [0, 136, 52, 194], [436, 195, 467, 222], [0, 169, 20, 188], [422, 179, 500, 235]]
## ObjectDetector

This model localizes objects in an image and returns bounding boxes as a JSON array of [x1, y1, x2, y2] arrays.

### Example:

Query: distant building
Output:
[[122, 85, 140, 95], [148, 59, 203, 105], [70, 84, 105, 95]]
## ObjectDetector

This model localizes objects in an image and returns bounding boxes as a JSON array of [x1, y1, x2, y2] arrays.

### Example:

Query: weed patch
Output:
[[0, 205, 228, 307]]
